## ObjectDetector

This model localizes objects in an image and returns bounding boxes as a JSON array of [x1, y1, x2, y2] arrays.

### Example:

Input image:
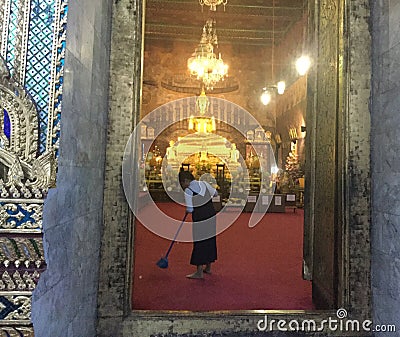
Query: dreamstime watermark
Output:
[[257, 308, 396, 333], [122, 96, 278, 242]]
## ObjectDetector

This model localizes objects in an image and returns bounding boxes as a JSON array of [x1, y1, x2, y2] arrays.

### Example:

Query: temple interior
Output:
[[141, 0, 308, 207]]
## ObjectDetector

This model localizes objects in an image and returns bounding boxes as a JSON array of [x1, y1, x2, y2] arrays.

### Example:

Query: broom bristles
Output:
[[156, 257, 168, 269]]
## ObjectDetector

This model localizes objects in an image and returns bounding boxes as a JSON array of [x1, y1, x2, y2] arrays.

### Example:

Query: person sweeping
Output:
[[178, 170, 218, 279]]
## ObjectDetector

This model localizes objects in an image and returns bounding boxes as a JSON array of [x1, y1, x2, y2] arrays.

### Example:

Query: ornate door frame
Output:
[[97, 0, 371, 335]]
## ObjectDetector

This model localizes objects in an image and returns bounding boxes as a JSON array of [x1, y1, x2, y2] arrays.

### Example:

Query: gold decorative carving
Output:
[[320, 0, 337, 22], [0, 57, 56, 189], [5, 157, 24, 187], [0, 179, 47, 199], [0, 271, 39, 291], [0, 238, 44, 263], [0, 327, 34, 337], [0, 0, 66, 332], [0, 203, 43, 230], [0, 293, 31, 320]]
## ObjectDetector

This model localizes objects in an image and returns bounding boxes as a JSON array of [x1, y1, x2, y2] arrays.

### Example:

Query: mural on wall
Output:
[[0, 0, 68, 335]]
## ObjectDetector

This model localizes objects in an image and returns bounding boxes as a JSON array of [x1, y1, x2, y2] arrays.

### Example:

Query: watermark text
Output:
[[257, 309, 396, 333]]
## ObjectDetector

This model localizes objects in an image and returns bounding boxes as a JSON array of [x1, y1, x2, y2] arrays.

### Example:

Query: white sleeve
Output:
[[205, 181, 218, 197], [184, 188, 194, 213]]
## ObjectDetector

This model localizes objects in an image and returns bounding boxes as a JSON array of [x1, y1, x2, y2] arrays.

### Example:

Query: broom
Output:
[[156, 212, 188, 269]]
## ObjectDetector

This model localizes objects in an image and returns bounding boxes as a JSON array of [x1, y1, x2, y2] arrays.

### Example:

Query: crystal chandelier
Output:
[[199, 0, 227, 11], [187, 19, 228, 90]]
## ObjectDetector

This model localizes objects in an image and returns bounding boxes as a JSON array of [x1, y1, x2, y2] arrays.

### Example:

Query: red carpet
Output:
[[132, 203, 313, 311]]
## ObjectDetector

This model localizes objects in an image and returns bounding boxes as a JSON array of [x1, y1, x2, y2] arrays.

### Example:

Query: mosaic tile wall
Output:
[[0, 0, 67, 335]]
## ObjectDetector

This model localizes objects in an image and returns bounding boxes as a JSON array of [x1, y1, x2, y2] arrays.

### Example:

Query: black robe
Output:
[[188, 187, 217, 266]]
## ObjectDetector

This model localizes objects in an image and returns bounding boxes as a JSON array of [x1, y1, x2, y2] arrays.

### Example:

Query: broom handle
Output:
[[165, 212, 188, 258]]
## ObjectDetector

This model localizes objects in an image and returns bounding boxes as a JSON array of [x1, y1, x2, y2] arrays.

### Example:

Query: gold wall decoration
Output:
[[0, 293, 32, 320], [0, 0, 67, 333], [0, 53, 53, 330]]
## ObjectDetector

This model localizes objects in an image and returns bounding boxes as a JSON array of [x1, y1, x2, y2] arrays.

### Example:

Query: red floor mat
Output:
[[132, 202, 313, 311]]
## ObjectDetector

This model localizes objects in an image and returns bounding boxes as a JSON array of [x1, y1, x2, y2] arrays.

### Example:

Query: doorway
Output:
[[97, 0, 372, 335], [131, 0, 312, 311]]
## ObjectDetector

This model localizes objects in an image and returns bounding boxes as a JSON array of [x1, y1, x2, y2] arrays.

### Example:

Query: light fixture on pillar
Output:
[[296, 55, 311, 76], [187, 18, 228, 90], [277, 81, 286, 95], [261, 89, 271, 106], [199, 0, 227, 11], [296, 0, 311, 76], [261, 80, 285, 105]]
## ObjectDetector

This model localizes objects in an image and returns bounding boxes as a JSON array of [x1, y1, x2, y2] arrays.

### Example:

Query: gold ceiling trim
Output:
[[160, 74, 239, 94], [146, 0, 304, 16], [145, 27, 284, 46], [145, 0, 304, 46]]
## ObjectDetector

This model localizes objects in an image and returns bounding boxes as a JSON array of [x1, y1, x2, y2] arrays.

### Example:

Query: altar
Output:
[[170, 133, 241, 171]]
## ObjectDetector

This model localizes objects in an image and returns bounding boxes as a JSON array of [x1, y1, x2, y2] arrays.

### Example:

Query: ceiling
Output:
[[145, 0, 307, 46]]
